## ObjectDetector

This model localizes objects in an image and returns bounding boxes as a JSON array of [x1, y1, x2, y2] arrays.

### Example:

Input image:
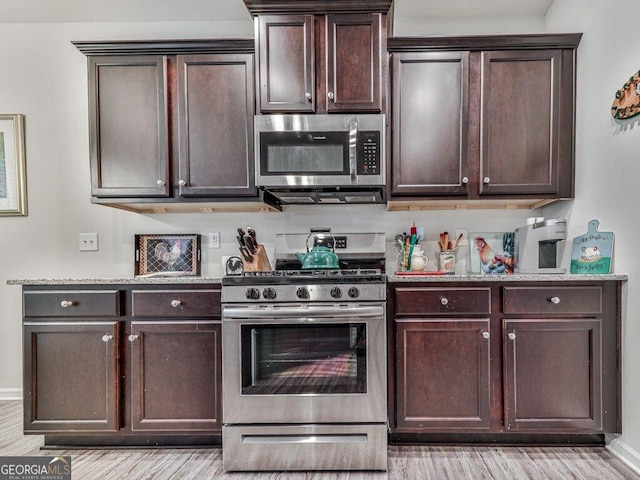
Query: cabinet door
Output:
[[129, 321, 222, 433], [89, 56, 169, 197], [394, 319, 490, 431], [176, 54, 256, 197], [23, 322, 120, 433], [503, 319, 602, 431], [258, 15, 315, 112], [391, 52, 469, 196], [480, 50, 561, 196], [326, 13, 382, 112]]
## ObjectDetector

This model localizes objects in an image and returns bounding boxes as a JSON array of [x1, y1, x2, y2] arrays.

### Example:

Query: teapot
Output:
[[295, 229, 340, 269]]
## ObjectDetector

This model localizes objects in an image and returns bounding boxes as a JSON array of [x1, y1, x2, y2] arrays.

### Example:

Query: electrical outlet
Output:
[[209, 232, 220, 249], [79, 233, 98, 251]]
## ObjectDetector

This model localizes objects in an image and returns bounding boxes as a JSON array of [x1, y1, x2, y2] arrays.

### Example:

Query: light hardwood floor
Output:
[[2, 400, 639, 480]]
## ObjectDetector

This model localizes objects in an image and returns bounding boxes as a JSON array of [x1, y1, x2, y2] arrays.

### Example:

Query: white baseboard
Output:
[[0, 388, 22, 400], [607, 435, 640, 475]]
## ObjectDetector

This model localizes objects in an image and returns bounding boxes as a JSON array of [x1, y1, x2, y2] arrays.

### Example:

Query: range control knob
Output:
[[245, 288, 260, 300], [296, 287, 310, 300], [348, 287, 360, 298], [263, 287, 277, 300], [330, 287, 343, 299]]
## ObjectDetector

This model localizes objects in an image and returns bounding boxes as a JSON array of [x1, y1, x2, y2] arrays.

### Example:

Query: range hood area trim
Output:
[[259, 186, 386, 206]]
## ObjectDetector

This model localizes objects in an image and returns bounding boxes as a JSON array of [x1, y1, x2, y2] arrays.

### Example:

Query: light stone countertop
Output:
[[7, 273, 627, 286], [387, 273, 628, 282]]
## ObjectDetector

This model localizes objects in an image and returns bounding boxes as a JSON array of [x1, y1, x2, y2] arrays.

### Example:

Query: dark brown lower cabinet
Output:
[[395, 319, 490, 430], [503, 318, 602, 431], [129, 321, 222, 432], [389, 280, 622, 443], [21, 284, 222, 446], [23, 321, 120, 433]]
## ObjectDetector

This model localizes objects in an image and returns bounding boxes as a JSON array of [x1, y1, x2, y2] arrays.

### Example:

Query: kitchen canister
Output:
[[439, 250, 455, 274]]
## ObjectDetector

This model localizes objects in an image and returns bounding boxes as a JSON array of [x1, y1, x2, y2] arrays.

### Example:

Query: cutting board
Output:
[[570, 219, 614, 274]]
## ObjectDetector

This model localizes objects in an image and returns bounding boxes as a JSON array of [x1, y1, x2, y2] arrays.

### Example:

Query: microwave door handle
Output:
[[349, 121, 358, 184]]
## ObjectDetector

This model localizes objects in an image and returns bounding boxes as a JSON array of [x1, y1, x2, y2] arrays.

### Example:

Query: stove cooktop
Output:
[[222, 268, 385, 286]]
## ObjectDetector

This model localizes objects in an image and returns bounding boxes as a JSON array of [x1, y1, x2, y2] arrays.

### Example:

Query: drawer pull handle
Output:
[[549, 296, 561, 304], [60, 300, 74, 308], [508, 332, 516, 340], [482, 331, 490, 339], [101, 334, 113, 343], [440, 297, 449, 306], [170, 299, 182, 308], [128, 334, 139, 342]]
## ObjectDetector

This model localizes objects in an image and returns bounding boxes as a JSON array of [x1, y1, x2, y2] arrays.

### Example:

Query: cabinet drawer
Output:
[[394, 287, 491, 316], [24, 290, 121, 317], [131, 289, 221, 318], [502, 286, 603, 315]]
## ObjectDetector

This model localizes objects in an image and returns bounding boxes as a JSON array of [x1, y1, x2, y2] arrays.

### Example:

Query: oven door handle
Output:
[[222, 305, 384, 321]]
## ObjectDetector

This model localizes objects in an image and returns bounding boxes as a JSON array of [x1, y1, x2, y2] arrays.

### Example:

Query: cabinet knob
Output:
[[305, 92, 312, 101], [157, 179, 166, 186], [483, 177, 491, 184], [178, 179, 187, 186], [462, 177, 469, 184], [170, 299, 182, 308], [482, 331, 490, 339], [508, 332, 516, 340], [60, 300, 74, 308], [327, 91, 335, 101], [128, 334, 139, 342], [440, 297, 449, 306], [101, 334, 113, 343], [549, 296, 561, 304]]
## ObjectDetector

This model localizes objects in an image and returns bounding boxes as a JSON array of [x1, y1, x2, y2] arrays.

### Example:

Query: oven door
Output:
[[222, 303, 386, 424]]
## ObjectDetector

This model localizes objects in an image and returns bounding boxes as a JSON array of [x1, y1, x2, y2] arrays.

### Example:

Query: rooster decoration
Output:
[[154, 240, 182, 267], [473, 235, 514, 274]]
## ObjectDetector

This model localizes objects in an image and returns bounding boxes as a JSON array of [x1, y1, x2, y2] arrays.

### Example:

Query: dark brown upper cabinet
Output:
[[247, 0, 391, 114], [176, 54, 255, 197], [388, 34, 581, 209], [391, 51, 470, 196], [88, 55, 170, 198], [480, 50, 562, 196], [75, 40, 270, 212]]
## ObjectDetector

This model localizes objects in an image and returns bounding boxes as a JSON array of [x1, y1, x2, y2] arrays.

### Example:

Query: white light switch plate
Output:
[[209, 232, 220, 249]]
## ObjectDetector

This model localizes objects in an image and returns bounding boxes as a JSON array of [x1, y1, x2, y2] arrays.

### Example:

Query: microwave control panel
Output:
[[357, 131, 381, 175]]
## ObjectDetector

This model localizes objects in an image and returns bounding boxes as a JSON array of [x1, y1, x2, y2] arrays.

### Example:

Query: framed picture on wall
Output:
[[135, 234, 201, 277], [0, 114, 27, 216], [469, 232, 515, 275]]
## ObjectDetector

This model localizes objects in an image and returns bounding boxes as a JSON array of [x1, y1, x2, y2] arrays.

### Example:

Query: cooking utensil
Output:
[[247, 227, 256, 241], [454, 233, 464, 250]]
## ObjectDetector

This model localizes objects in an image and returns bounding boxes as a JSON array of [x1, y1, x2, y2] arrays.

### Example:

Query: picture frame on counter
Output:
[[135, 234, 201, 277], [0, 114, 27, 216], [470, 232, 515, 275]]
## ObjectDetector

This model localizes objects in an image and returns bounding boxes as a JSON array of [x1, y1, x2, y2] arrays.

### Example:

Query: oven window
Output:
[[240, 323, 367, 395]]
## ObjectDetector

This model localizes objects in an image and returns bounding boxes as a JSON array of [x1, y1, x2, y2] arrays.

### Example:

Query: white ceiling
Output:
[[0, 0, 555, 23]]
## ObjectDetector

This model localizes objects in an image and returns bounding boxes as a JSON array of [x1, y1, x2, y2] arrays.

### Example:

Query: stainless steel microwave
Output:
[[254, 114, 386, 205]]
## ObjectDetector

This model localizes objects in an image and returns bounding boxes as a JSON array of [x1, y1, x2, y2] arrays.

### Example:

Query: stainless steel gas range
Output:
[[221, 231, 387, 472]]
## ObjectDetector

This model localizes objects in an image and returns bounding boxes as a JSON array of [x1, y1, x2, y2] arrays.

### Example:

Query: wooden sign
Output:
[[570, 219, 614, 274]]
